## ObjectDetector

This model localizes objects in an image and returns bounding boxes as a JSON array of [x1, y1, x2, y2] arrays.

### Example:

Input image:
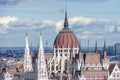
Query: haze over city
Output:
[[0, 0, 120, 47]]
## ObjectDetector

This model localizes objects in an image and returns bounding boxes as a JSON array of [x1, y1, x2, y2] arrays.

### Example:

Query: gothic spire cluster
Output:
[[22, 33, 48, 80]]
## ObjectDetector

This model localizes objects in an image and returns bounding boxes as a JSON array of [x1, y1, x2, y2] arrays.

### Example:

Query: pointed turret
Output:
[[25, 33, 29, 49], [95, 40, 98, 53], [64, 8, 69, 28], [104, 39, 106, 52], [103, 39, 107, 59], [37, 33, 48, 80], [23, 33, 33, 72], [102, 39, 109, 70]]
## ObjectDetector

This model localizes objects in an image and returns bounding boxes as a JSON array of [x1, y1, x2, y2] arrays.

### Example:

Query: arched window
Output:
[[112, 73, 116, 77], [117, 72, 120, 77]]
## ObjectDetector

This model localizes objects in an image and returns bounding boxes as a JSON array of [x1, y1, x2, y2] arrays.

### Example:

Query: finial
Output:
[[104, 38, 106, 52], [95, 40, 98, 53], [64, 5, 69, 28], [40, 32, 42, 36], [26, 33, 28, 36]]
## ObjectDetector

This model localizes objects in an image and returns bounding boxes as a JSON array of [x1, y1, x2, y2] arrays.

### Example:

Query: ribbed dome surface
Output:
[[54, 10, 79, 48], [54, 28, 79, 48]]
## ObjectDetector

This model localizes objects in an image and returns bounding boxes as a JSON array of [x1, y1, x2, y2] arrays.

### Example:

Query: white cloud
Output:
[[0, 16, 120, 40], [0, 16, 120, 47], [81, 31, 91, 34], [0, 16, 18, 34], [55, 20, 64, 31], [0, 16, 18, 25], [105, 25, 115, 33]]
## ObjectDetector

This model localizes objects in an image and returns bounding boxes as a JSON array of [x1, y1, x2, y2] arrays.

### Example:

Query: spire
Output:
[[23, 33, 33, 72], [39, 32, 43, 49], [104, 39, 106, 52], [95, 40, 98, 53], [25, 33, 29, 49], [38, 33, 48, 80], [64, 6, 69, 28]]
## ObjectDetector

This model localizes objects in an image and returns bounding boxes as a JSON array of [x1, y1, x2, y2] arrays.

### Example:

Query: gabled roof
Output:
[[109, 63, 120, 76], [109, 63, 116, 75]]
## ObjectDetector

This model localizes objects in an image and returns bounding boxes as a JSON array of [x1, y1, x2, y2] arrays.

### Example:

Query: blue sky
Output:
[[0, 0, 120, 47]]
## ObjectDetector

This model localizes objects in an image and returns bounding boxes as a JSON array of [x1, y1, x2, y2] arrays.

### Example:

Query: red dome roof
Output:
[[54, 28, 79, 48], [54, 10, 79, 48]]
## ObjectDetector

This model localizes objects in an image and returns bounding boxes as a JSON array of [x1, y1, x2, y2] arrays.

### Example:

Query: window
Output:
[[60, 54, 62, 56], [115, 69, 118, 71], [117, 72, 119, 77], [65, 54, 67, 56], [56, 66, 58, 70], [117, 74, 119, 77], [113, 73, 116, 77]]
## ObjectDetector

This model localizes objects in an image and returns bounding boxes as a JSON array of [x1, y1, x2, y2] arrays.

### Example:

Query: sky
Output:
[[0, 0, 120, 47]]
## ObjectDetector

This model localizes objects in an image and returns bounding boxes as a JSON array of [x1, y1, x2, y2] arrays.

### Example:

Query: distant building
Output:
[[115, 43, 120, 55], [107, 46, 115, 56]]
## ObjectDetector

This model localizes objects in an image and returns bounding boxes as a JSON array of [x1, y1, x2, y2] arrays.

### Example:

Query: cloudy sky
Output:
[[0, 0, 120, 47]]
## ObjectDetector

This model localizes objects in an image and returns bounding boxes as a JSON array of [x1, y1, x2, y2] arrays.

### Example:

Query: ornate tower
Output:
[[23, 33, 33, 72], [103, 39, 109, 70], [50, 8, 79, 74], [37, 33, 48, 80]]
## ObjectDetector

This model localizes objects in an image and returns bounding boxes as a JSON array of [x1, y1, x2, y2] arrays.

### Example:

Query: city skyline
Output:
[[0, 0, 120, 47]]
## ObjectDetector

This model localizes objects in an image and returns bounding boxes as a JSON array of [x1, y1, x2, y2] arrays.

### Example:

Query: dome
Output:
[[54, 10, 79, 48]]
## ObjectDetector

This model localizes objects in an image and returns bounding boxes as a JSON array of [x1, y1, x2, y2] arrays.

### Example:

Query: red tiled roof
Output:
[[85, 54, 100, 65], [83, 71, 108, 78], [3, 68, 21, 76], [54, 73, 68, 77], [6, 69, 16, 75]]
